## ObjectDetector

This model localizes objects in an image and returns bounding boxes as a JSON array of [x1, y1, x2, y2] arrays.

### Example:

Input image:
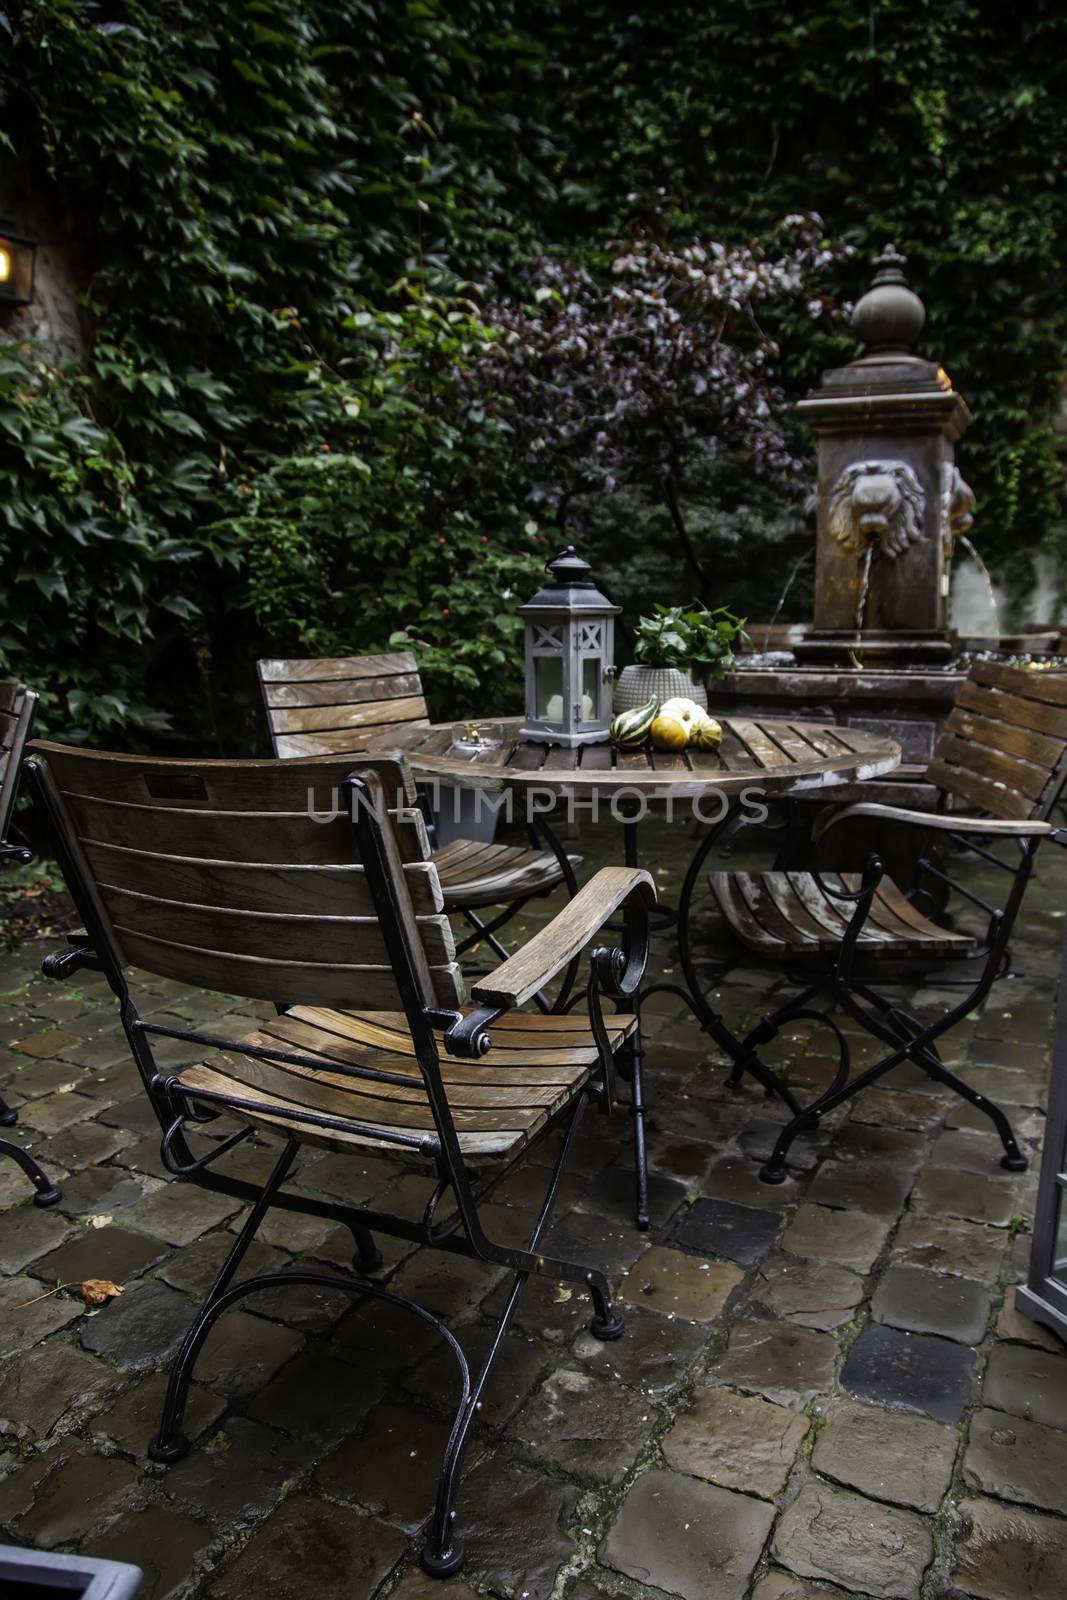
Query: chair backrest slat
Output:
[[80, 841, 443, 915], [56, 784, 433, 866], [262, 673, 423, 711], [258, 652, 430, 759], [0, 681, 37, 844], [27, 743, 463, 1012], [930, 661, 1067, 821]]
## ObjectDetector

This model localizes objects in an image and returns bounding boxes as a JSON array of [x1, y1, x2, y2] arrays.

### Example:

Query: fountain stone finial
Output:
[[851, 244, 926, 355]]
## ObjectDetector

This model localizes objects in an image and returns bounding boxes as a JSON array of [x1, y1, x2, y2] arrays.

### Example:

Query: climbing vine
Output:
[[0, 1, 1064, 743]]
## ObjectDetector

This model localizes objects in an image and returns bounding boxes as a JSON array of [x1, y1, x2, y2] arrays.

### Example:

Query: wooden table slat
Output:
[[790, 725, 848, 759], [729, 720, 792, 768], [579, 743, 614, 771], [615, 749, 653, 772], [506, 741, 550, 772]]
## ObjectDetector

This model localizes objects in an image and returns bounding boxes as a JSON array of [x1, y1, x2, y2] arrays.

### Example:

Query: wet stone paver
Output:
[[0, 813, 1064, 1599]]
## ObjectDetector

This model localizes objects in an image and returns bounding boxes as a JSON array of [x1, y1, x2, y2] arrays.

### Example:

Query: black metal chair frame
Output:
[[27, 755, 653, 1579], [449, 818, 583, 1010], [727, 801, 1063, 1183], [0, 685, 62, 1206]]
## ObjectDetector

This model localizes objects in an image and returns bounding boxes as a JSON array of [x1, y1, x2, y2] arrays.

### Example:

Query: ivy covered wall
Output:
[[1, 1, 1064, 747]]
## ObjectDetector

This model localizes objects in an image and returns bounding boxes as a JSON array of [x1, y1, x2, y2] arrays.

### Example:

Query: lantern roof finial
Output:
[[546, 545, 592, 584], [520, 544, 620, 617]]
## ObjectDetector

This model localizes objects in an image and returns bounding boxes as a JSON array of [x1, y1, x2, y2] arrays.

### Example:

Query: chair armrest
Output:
[[470, 866, 656, 1010], [812, 801, 1054, 845], [41, 930, 103, 980]]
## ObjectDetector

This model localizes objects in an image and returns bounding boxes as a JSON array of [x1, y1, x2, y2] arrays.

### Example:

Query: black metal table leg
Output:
[[531, 802, 802, 1226], [624, 805, 804, 1114], [0, 1134, 62, 1206]]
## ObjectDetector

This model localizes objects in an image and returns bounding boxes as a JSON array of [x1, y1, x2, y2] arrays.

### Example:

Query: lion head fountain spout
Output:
[[830, 460, 925, 561], [794, 244, 973, 665]]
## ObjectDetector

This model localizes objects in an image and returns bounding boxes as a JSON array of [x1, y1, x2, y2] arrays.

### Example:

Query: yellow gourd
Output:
[[650, 713, 689, 752]]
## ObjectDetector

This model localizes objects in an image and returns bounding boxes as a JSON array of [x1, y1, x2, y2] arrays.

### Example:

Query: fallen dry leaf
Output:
[[77, 1279, 124, 1307]]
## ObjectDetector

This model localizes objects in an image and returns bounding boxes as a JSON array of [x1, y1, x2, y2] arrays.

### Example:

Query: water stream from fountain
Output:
[[855, 540, 874, 635], [956, 534, 1001, 639], [762, 548, 813, 642]]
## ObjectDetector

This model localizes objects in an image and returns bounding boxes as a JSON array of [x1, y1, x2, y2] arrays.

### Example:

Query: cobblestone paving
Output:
[[0, 817, 1065, 1600]]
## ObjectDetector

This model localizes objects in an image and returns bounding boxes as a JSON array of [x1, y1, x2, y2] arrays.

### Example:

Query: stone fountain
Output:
[[721, 245, 1008, 765], [797, 243, 971, 666]]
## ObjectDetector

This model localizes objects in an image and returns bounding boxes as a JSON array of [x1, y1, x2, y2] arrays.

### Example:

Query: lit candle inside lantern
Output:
[[0, 250, 10, 283]]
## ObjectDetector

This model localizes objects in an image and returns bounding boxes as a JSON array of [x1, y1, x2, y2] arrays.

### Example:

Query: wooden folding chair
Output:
[[709, 661, 1067, 1181], [26, 741, 653, 1578], [0, 679, 37, 865], [257, 653, 582, 991], [0, 682, 61, 1206]]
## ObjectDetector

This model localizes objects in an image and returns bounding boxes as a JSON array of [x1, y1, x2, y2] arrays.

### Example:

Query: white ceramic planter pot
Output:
[[612, 665, 708, 714]]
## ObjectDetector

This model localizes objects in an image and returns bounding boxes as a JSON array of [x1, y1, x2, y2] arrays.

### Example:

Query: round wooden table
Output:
[[379, 714, 900, 801], [374, 713, 901, 1222]]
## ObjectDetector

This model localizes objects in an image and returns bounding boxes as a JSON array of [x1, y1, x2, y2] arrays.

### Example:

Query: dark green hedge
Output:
[[531, 0, 1067, 592], [1, 1, 1064, 746]]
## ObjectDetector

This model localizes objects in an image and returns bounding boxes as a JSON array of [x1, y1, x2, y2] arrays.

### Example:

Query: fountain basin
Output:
[[721, 632, 1060, 764], [719, 657, 963, 765]]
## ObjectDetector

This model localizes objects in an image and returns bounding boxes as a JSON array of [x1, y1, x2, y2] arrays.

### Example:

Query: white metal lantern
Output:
[[519, 546, 619, 746]]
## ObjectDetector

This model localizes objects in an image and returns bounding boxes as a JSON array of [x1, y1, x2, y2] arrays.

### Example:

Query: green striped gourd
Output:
[[611, 696, 659, 747]]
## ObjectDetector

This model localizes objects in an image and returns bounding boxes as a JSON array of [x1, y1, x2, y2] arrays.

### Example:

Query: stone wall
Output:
[[0, 177, 83, 362]]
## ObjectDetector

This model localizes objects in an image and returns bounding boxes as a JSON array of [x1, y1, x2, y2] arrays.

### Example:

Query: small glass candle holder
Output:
[[450, 721, 504, 756]]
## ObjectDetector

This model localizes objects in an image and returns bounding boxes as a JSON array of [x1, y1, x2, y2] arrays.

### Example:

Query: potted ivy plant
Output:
[[614, 603, 749, 712]]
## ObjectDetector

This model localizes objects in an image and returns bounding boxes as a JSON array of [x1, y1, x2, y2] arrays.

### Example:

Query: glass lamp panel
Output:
[[535, 655, 564, 721], [581, 656, 600, 722]]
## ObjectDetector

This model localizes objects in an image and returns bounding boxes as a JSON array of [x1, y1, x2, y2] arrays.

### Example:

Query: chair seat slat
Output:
[[711, 870, 975, 958], [260, 1011, 607, 1075], [180, 1059, 546, 1132], [223, 1033, 576, 1110], [294, 1004, 633, 1042], [173, 991, 637, 1158]]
